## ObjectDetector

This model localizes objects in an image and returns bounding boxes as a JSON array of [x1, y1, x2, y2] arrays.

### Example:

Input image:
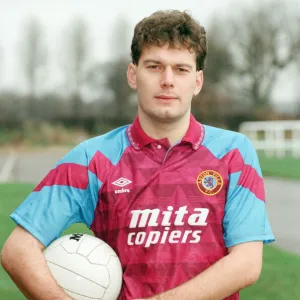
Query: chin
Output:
[[151, 110, 183, 123]]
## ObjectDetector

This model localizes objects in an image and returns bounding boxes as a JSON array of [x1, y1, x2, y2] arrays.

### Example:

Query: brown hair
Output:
[[130, 10, 207, 71]]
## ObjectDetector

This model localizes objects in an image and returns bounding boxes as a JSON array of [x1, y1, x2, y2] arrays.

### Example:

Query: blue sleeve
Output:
[[10, 142, 100, 247], [223, 136, 275, 248]]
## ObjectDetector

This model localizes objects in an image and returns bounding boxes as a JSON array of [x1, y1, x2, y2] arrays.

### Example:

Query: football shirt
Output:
[[11, 114, 275, 299]]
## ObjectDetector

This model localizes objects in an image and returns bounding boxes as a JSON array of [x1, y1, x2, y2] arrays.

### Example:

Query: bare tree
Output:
[[61, 17, 90, 118], [104, 16, 133, 121], [19, 16, 47, 118], [225, 0, 300, 110], [192, 20, 235, 127], [110, 15, 131, 60], [85, 57, 133, 123], [84, 16, 133, 123], [0, 45, 3, 87]]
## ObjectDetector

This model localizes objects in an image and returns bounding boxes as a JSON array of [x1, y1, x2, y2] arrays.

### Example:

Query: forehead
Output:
[[139, 44, 197, 67]]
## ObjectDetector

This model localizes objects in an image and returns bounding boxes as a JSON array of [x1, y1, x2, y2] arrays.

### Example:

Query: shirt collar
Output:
[[126, 114, 205, 151]]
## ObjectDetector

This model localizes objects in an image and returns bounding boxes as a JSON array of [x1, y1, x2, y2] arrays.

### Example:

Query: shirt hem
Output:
[[225, 234, 275, 248], [10, 212, 51, 247]]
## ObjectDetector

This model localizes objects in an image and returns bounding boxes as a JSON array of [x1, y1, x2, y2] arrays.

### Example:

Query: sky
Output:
[[0, 0, 299, 109]]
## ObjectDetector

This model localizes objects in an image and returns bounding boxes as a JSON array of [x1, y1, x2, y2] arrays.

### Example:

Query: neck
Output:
[[138, 109, 191, 146]]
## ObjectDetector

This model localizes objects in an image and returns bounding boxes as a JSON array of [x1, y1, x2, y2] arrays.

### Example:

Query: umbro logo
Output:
[[112, 177, 132, 187], [112, 177, 131, 194]]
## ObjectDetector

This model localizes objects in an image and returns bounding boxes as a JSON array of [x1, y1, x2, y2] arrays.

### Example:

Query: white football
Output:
[[43, 233, 123, 300]]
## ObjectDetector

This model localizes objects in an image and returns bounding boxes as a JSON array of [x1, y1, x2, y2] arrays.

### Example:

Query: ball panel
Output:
[[103, 257, 123, 300], [76, 235, 103, 256], [60, 234, 86, 253], [87, 243, 117, 265], [47, 262, 106, 299], [64, 289, 102, 300], [45, 247, 110, 287]]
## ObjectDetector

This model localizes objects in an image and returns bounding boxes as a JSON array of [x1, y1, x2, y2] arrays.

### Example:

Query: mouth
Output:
[[155, 95, 178, 101]]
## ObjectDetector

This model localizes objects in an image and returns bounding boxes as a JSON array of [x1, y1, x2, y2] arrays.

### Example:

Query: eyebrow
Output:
[[143, 60, 193, 70]]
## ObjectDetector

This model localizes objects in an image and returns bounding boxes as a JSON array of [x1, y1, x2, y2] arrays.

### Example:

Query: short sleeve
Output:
[[10, 142, 98, 247], [223, 136, 275, 248]]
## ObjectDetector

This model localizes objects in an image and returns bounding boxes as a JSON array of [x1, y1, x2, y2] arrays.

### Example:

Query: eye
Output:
[[177, 68, 189, 73], [147, 65, 160, 69]]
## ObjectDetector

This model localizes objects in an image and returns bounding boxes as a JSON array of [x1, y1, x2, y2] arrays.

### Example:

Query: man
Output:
[[1, 10, 274, 300]]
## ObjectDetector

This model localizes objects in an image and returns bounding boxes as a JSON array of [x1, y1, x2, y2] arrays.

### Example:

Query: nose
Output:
[[160, 66, 174, 88]]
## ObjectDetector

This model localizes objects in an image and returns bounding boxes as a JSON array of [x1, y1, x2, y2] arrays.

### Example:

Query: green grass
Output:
[[0, 184, 92, 299], [240, 245, 300, 299], [259, 154, 300, 180], [1, 184, 300, 299]]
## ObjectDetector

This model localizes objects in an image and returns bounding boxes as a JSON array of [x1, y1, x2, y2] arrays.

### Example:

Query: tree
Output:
[[84, 16, 134, 124], [19, 16, 47, 118], [85, 58, 134, 124], [192, 19, 235, 127], [0, 45, 3, 86], [106, 16, 135, 122], [225, 0, 300, 110], [110, 15, 131, 60], [106, 58, 134, 122], [61, 17, 90, 118]]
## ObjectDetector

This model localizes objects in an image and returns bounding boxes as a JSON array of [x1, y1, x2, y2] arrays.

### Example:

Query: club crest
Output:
[[196, 170, 223, 196]]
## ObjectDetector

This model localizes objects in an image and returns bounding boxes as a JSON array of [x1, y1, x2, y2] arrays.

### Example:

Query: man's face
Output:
[[127, 44, 203, 123]]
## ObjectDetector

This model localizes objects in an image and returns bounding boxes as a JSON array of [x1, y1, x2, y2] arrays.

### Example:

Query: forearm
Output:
[[1, 228, 71, 300], [151, 243, 262, 300]]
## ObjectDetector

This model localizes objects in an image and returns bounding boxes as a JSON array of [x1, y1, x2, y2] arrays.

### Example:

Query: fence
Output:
[[239, 120, 300, 158]]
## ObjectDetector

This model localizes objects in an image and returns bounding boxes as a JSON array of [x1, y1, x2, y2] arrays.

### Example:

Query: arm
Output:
[[142, 241, 262, 300], [1, 226, 71, 300], [3, 142, 99, 299]]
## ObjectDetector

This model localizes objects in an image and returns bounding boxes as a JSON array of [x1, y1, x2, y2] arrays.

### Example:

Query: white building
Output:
[[239, 120, 300, 158]]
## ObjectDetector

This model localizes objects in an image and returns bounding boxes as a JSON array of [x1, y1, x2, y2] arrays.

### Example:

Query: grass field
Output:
[[1, 184, 300, 299], [259, 154, 300, 180], [0, 184, 92, 300]]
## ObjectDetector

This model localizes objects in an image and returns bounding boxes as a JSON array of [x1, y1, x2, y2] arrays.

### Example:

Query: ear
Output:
[[193, 70, 204, 96], [127, 63, 137, 89]]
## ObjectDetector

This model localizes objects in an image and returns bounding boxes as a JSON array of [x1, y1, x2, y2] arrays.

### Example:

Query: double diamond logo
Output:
[[112, 177, 132, 194], [112, 177, 132, 188]]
